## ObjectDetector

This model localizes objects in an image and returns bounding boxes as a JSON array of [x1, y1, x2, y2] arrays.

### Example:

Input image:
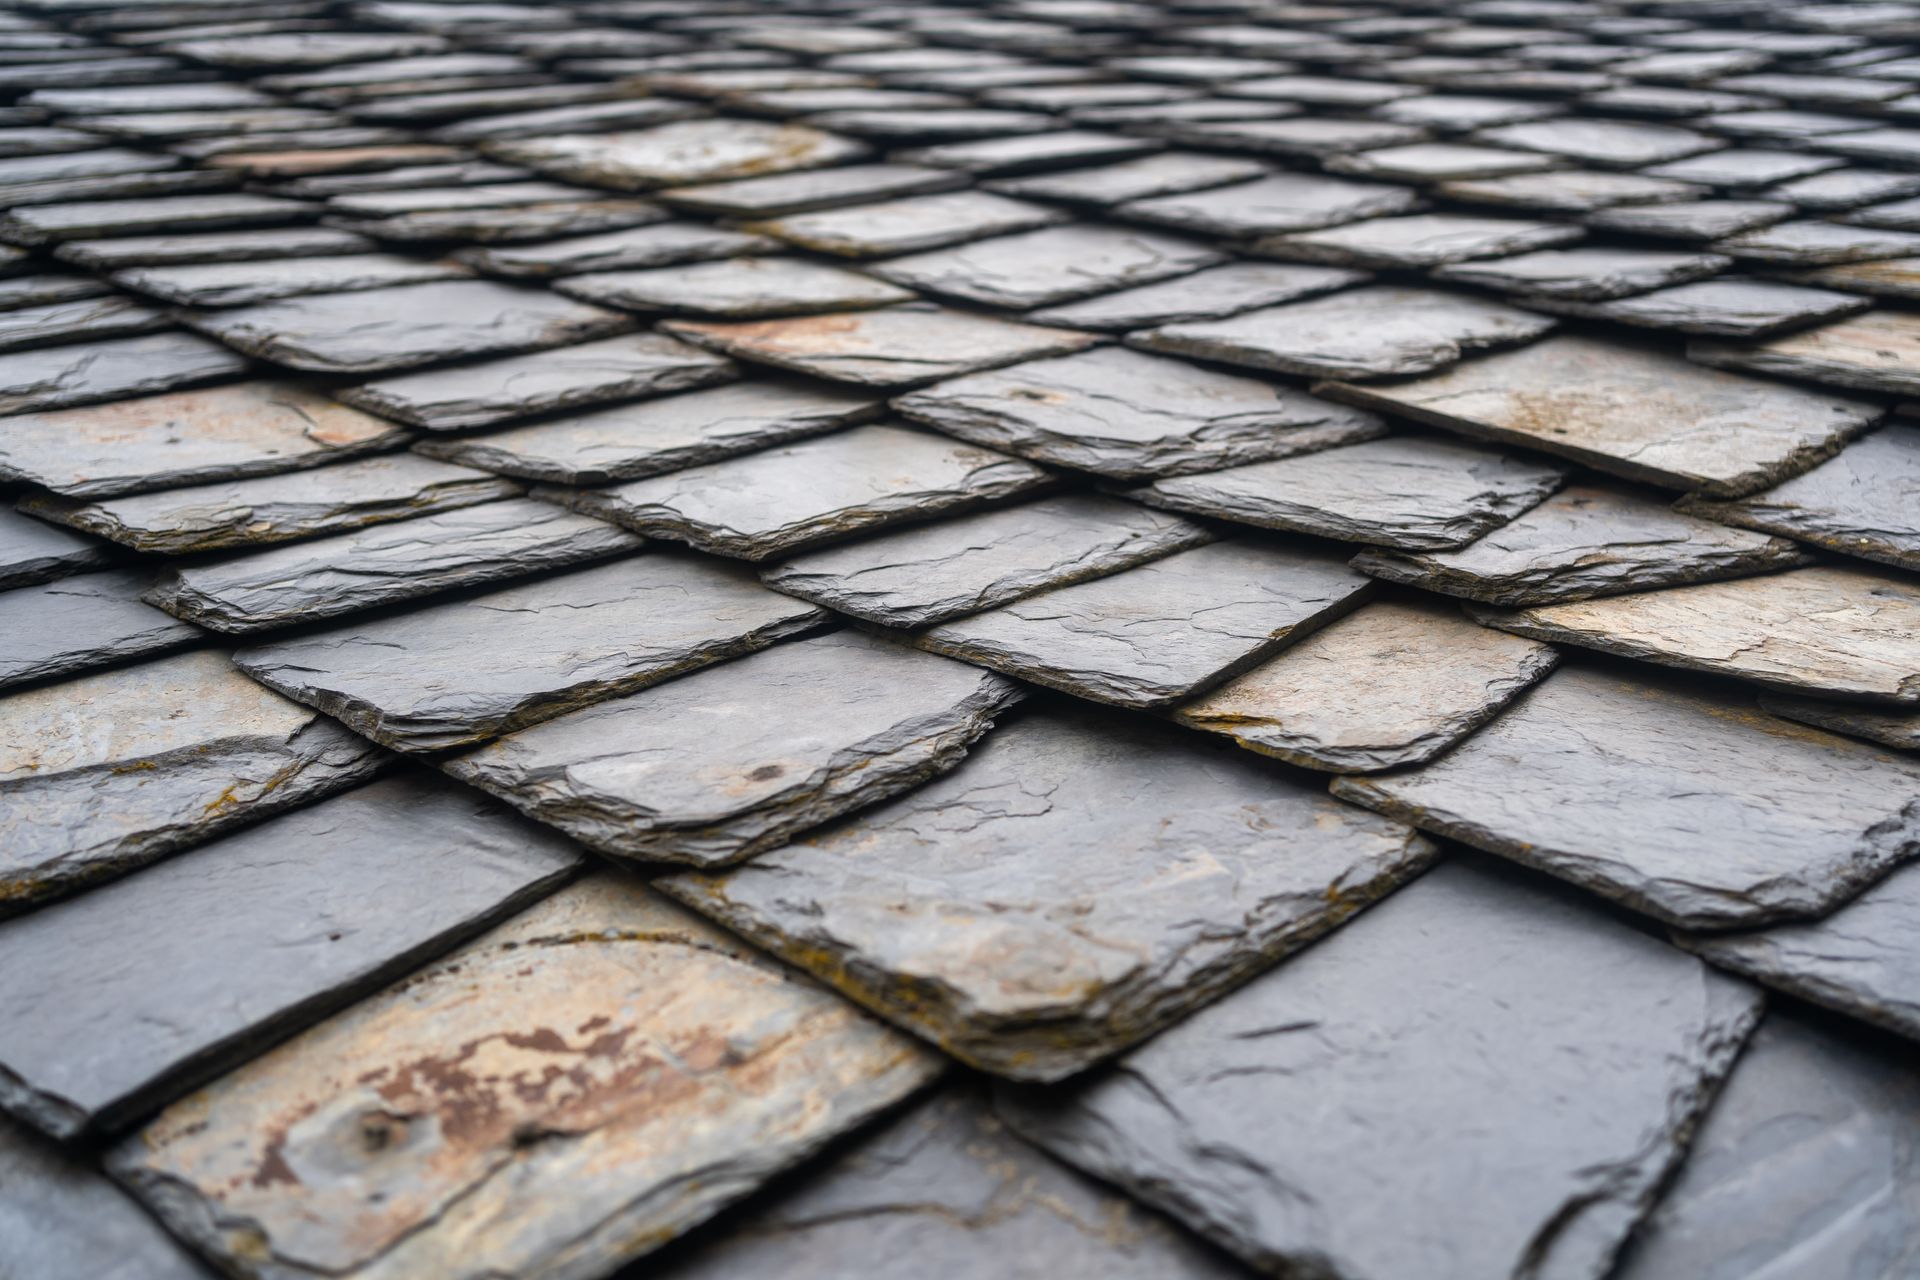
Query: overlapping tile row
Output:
[[3, 1, 1920, 1278]]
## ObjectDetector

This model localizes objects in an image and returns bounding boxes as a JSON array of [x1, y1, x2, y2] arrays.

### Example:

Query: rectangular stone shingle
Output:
[[1026, 261, 1363, 331], [870, 225, 1223, 311], [743, 189, 1069, 258], [0, 331, 247, 416], [1690, 310, 1920, 398], [0, 570, 198, 690], [490, 118, 868, 189], [0, 508, 112, 589]]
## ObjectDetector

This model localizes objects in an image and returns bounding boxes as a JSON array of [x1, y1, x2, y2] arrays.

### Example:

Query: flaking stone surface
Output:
[[0, 570, 199, 689], [997, 858, 1762, 1280], [1333, 662, 1920, 929], [0, 331, 248, 416], [557, 256, 914, 318], [664, 705, 1435, 1079], [490, 119, 869, 190], [869, 225, 1223, 311], [0, 508, 111, 589], [1690, 309, 1920, 397], [235, 555, 827, 752], [443, 629, 1021, 866], [1759, 691, 1920, 752], [0, 649, 384, 912], [109, 876, 942, 1280], [1028, 262, 1364, 332]]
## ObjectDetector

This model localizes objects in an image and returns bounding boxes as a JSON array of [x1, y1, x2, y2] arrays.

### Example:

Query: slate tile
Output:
[[802, 107, 1055, 142], [661, 305, 1099, 388], [109, 875, 941, 1280], [894, 346, 1386, 480], [329, 196, 674, 246], [490, 118, 868, 190], [1645, 148, 1845, 191], [0, 192, 310, 246], [0, 295, 167, 354], [1333, 663, 1920, 928], [0, 507, 112, 590], [235, 555, 827, 753], [53, 224, 374, 269], [1526, 277, 1871, 338], [1171, 598, 1558, 772], [552, 423, 1050, 561], [1437, 168, 1705, 212], [413, 377, 882, 485], [1610, 1009, 1920, 1280], [1132, 435, 1565, 551], [1322, 142, 1558, 183], [167, 31, 450, 67], [0, 147, 176, 188], [339, 332, 736, 431], [762, 494, 1211, 629], [111, 253, 466, 308], [1027, 261, 1365, 331], [916, 539, 1373, 709], [657, 162, 967, 218], [644, 1084, 1249, 1279], [1691, 308, 1920, 396], [144, 498, 641, 634], [1119, 172, 1423, 238], [20, 454, 521, 555], [1158, 117, 1426, 158], [455, 221, 773, 279], [1839, 194, 1920, 231], [0, 772, 579, 1138], [1373, 93, 1565, 131], [0, 565, 197, 691], [743, 189, 1069, 258], [1677, 423, 1920, 571], [1352, 484, 1811, 605], [1713, 219, 1920, 265], [0, 381, 411, 499], [1133, 285, 1554, 381], [871, 225, 1222, 311], [1476, 118, 1723, 166], [1323, 334, 1883, 497], [894, 129, 1158, 176], [666, 703, 1433, 1078], [1587, 199, 1796, 241], [997, 857, 1762, 1280], [1471, 564, 1920, 703], [1431, 247, 1729, 300], [181, 279, 632, 375], [0, 330, 247, 416], [1760, 690, 1920, 752], [559, 256, 913, 317], [1256, 212, 1582, 268], [0, 648, 384, 911], [80, 106, 339, 142], [986, 151, 1267, 205], [445, 629, 1020, 864], [323, 182, 594, 217]]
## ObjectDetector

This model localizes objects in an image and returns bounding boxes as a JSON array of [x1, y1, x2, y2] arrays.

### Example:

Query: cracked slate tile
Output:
[[1130, 435, 1564, 550], [1373, 94, 1565, 132], [1171, 598, 1559, 772], [1332, 662, 1920, 928], [1322, 142, 1558, 183], [1118, 172, 1424, 238], [1677, 423, 1920, 572], [413, 377, 882, 486], [234, 555, 827, 753], [454, 221, 774, 279], [20, 454, 522, 556], [1587, 199, 1796, 242], [870, 225, 1223, 312], [489, 118, 868, 190], [444, 628, 1020, 865], [1610, 1008, 1920, 1280], [108, 875, 941, 1280], [1713, 219, 1920, 266], [1438, 168, 1706, 213], [1156, 117, 1426, 158], [144, 498, 641, 634], [0, 507, 113, 590], [165, 31, 452, 68], [997, 857, 1762, 1280], [1760, 690, 1920, 752], [0, 648, 384, 913], [338, 332, 736, 431], [328, 196, 672, 246], [1645, 148, 1845, 191], [1776, 257, 1920, 303], [1690, 309, 1920, 397], [893, 346, 1386, 480], [1255, 212, 1582, 268], [664, 703, 1435, 1079], [557, 256, 913, 317], [181, 279, 632, 375], [1131, 285, 1554, 381], [1028, 262, 1364, 332], [1470, 564, 1920, 703], [550, 423, 1050, 561], [1475, 117, 1724, 167], [110, 253, 469, 307], [0, 296, 167, 354], [1352, 484, 1811, 605], [0, 331, 248, 416], [1768, 168, 1920, 211], [0, 192, 311, 245], [894, 129, 1159, 176], [657, 163, 968, 218], [0, 772, 580, 1139], [0, 569, 198, 690], [987, 151, 1267, 206], [916, 539, 1373, 709], [0, 273, 113, 311], [1430, 247, 1729, 300], [645, 1083, 1250, 1279], [661, 305, 1100, 388], [0, 381, 410, 499], [743, 190, 1069, 259], [1322, 334, 1883, 497], [1526, 277, 1871, 338], [761, 494, 1212, 629], [53, 225, 375, 270]]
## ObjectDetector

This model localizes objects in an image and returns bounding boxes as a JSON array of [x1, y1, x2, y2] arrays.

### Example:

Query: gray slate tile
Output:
[[1333, 663, 1920, 928], [1587, 199, 1795, 241], [1158, 117, 1426, 158], [1439, 169, 1706, 213], [144, 498, 641, 633], [894, 346, 1386, 480], [1119, 172, 1424, 237], [871, 225, 1223, 311], [1530, 277, 1870, 337], [332, 197, 672, 246], [1691, 309, 1920, 397], [1713, 219, 1920, 266], [558, 256, 913, 317], [0, 507, 112, 589], [0, 297, 167, 354], [444, 629, 1020, 865], [1255, 212, 1582, 268], [53, 224, 374, 269], [895, 129, 1158, 175], [998, 858, 1762, 1280], [0, 330, 247, 416], [552, 423, 1050, 561], [1476, 117, 1724, 166], [0, 569, 198, 690], [1027, 261, 1364, 331], [657, 163, 968, 218], [0, 773, 579, 1138], [490, 118, 868, 190], [110, 253, 468, 306], [235, 555, 827, 752], [1132, 436, 1566, 550], [664, 705, 1434, 1078], [987, 151, 1267, 205], [1431, 246, 1729, 300], [917, 539, 1374, 709], [0, 192, 310, 245], [452, 221, 772, 279], [744, 190, 1069, 258], [0, 649, 384, 912], [1761, 689, 1920, 752]]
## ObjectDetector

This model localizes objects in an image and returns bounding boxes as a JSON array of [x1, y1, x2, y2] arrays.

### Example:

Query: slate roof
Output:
[[0, 0, 1918, 1277]]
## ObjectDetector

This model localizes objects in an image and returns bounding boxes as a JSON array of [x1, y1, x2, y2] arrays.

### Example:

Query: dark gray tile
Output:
[[455, 221, 773, 279], [657, 162, 967, 218], [1156, 117, 1426, 158], [987, 151, 1267, 205], [1028, 261, 1364, 331], [894, 129, 1158, 175], [0, 507, 112, 589], [0, 296, 167, 355], [1713, 219, 1920, 266], [1438, 168, 1705, 213], [1323, 141, 1556, 183], [0, 569, 197, 689], [1526, 277, 1870, 337], [744, 189, 1069, 258], [1256, 212, 1582, 268], [491, 117, 868, 190], [1691, 309, 1920, 397], [0, 329, 248, 415], [1587, 199, 1795, 242], [111, 252, 468, 306], [0, 192, 310, 245], [1476, 118, 1723, 166], [0, 273, 113, 311], [53, 223, 374, 269], [1431, 247, 1729, 300], [871, 225, 1222, 311], [1119, 172, 1424, 237], [558, 256, 913, 317], [330, 196, 671, 245]]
